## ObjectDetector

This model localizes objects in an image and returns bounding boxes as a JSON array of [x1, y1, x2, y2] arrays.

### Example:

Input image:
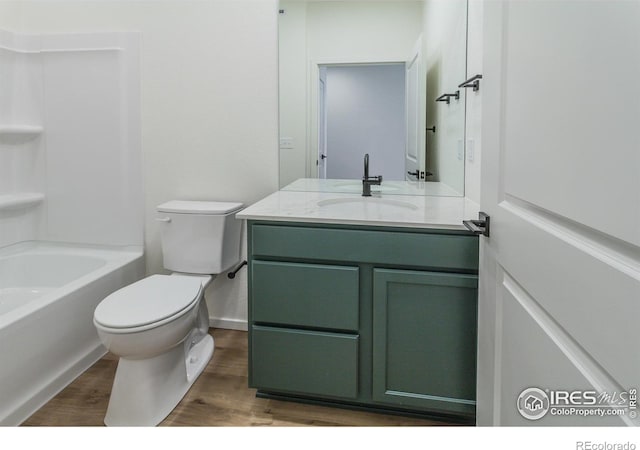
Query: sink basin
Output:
[[317, 197, 418, 213]]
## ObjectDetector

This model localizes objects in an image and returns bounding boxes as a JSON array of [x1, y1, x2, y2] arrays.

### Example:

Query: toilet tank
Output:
[[156, 200, 244, 274]]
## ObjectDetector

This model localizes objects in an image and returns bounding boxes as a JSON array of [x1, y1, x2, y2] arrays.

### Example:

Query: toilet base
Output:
[[104, 333, 214, 426]]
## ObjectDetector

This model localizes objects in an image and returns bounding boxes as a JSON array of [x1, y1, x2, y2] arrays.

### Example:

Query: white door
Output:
[[405, 38, 422, 180], [478, 0, 640, 426]]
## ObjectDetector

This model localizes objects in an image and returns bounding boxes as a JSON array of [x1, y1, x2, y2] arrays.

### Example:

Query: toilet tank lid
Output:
[[157, 200, 243, 215]]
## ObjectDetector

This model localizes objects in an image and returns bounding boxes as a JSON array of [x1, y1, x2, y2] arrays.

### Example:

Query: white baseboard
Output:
[[209, 317, 248, 331]]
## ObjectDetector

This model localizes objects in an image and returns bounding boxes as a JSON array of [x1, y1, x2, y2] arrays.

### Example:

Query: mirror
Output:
[[278, 0, 468, 196]]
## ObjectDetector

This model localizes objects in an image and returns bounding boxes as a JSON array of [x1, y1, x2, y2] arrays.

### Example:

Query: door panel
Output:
[[498, 273, 626, 426], [501, 2, 640, 246], [479, 0, 640, 426], [497, 199, 639, 390], [372, 269, 477, 415]]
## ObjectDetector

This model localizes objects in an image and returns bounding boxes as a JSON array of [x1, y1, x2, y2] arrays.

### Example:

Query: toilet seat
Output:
[[94, 274, 203, 332]]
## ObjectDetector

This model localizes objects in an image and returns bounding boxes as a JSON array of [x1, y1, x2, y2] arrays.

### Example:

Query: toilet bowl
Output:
[[93, 200, 243, 426], [94, 274, 213, 426]]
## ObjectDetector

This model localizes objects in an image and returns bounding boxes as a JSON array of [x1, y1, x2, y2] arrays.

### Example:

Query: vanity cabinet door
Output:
[[372, 269, 478, 416]]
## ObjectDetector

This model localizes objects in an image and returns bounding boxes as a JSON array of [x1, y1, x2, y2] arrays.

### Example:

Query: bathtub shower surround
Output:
[[0, 29, 142, 247], [0, 29, 143, 425]]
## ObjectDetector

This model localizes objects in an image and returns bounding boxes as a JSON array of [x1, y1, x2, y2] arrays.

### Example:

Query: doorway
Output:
[[317, 63, 406, 180]]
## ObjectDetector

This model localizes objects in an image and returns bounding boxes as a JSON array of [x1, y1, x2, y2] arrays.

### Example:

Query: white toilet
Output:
[[93, 200, 243, 426]]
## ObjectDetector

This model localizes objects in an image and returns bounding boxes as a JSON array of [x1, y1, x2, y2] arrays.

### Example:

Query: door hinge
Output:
[[463, 211, 490, 237]]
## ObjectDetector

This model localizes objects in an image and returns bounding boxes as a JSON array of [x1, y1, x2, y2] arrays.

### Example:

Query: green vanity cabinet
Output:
[[247, 220, 479, 419]]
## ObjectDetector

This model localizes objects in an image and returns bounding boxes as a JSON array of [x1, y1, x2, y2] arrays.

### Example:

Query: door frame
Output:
[[307, 56, 408, 179], [404, 35, 423, 181], [317, 74, 327, 178]]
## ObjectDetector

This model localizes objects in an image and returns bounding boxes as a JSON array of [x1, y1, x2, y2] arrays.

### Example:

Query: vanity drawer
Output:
[[250, 223, 478, 271], [251, 326, 359, 399], [251, 260, 359, 331]]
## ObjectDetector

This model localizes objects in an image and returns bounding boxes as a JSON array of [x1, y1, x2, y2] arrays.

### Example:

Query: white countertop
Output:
[[237, 186, 480, 231]]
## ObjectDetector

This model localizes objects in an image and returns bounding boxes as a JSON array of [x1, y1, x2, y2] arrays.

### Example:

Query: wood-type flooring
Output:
[[24, 329, 458, 427]]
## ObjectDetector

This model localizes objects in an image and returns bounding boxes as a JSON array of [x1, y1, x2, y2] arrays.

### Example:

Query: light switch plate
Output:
[[280, 137, 294, 149], [467, 139, 475, 162]]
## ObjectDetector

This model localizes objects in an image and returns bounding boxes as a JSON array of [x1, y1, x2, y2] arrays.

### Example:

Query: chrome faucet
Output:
[[362, 153, 382, 197]]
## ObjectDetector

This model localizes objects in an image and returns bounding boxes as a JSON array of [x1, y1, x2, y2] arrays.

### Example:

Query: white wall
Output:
[[305, 1, 424, 62], [3, 0, 279, 330], [325, 64, 406, 180], [423, 0, 467, 195], [278, 2, 308, 187], [464, 0, 483, 205], [0, 2, 19, 28], [278, 0, 423, 186]]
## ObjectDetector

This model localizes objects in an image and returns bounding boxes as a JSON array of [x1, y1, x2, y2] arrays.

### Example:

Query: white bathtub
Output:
[[0, 241, 144, 425]]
